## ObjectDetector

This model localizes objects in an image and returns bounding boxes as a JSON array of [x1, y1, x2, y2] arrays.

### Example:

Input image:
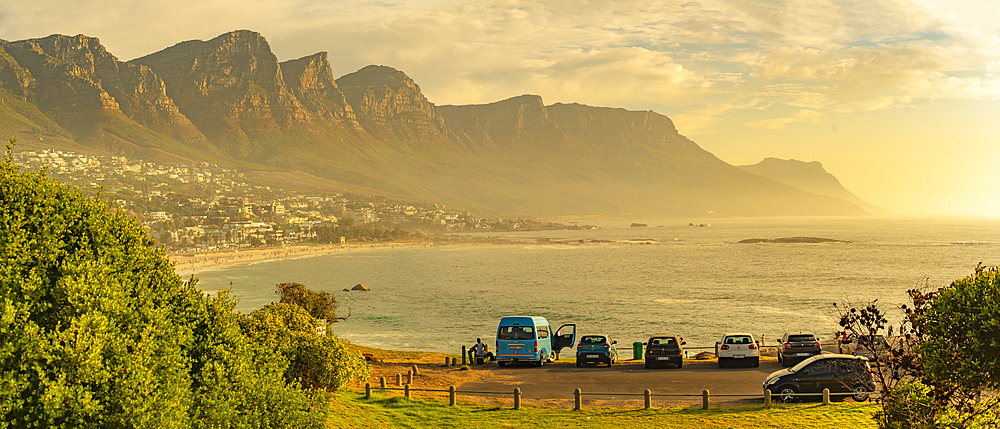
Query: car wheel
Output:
[[498, 361, 506, 367], [576, 360, 581, 367], [852, 385, 870, 402], [644, 363, 650, 369], [607, 357, 613, 367], [776, 385, 798, 403], [753, 357, 760, 367], [718, 358, 725, 368], [677, 360, 683, 369], [536, 358, 544, 367]]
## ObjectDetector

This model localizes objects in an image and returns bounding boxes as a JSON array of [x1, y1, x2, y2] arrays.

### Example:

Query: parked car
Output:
[[644, 336, 685, 369], [717, 332, 760, 368], [763, 354, 876, 403], [495, 316, 576, 367], [576, 335, 618, 367], [778, 332, 822, 367], [839, 334, 890, 363]]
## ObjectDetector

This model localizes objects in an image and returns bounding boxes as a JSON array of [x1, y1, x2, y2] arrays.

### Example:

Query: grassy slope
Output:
[[330, 391, 877, 428]]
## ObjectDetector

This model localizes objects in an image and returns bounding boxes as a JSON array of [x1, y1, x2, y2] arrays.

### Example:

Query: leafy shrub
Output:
[[0, 139, 329, 427], [241, 303, 371, 390]]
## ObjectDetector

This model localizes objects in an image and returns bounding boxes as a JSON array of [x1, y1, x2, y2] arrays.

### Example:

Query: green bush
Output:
[[0, 139, 329, 427], [241, 303, 371, 391]]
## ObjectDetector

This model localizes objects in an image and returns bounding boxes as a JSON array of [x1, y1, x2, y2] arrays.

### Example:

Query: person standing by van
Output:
[[472, 338, 486, 364]]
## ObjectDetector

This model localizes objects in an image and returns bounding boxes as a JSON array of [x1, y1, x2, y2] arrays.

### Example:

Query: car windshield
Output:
[[498, 326, 535, 340], [649, 338, 677, 347], [581, 336, 606, 344]]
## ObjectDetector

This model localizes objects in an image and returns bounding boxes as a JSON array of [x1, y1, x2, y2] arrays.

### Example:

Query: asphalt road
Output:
[[457, 343, 847, 408], [458, 358, 781, 408]]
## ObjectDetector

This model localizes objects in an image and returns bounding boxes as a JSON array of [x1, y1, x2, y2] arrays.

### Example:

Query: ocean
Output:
[[188, 216, 999, 355]]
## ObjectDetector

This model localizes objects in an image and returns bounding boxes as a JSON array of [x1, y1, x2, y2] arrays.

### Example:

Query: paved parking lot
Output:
[[457, 342, 846, 408]]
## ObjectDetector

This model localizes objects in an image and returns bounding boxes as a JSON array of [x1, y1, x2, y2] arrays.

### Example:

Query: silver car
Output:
[[839, 334, 890, 363]]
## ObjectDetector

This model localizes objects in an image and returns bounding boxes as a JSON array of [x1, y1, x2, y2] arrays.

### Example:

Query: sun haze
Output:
[[2, 0, 998, 216]]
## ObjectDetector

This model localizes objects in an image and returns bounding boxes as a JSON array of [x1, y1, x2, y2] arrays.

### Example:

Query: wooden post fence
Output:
[[702, 389, 710, 410], [514, 388, 521, 410]]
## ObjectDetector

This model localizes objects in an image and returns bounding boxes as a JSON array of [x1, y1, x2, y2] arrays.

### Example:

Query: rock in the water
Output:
[[351, 283, 371, 291]]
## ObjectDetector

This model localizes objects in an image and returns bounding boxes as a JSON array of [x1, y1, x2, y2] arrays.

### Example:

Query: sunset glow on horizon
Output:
[[3, 0, 998, 216]]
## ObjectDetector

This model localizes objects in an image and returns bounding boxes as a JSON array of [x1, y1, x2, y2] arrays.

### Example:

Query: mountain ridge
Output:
[[0, 30, 871, 218]]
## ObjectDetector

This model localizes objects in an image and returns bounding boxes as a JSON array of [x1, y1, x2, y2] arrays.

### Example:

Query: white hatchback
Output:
[[716, 332, 760, 368]]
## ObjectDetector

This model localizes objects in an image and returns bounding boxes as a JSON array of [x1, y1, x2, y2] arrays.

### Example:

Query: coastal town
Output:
[[10, 149, 591, 254]]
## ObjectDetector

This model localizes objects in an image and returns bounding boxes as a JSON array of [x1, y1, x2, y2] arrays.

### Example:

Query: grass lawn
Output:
[[329, 390, 878, 428]]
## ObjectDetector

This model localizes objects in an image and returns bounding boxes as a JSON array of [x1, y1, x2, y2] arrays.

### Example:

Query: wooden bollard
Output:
[[412, 364, 419, 376], [462, 345, 467, 365], [407, 369, 413, 384], [451, 357, 457, 366], [764, 389, 771, 407], [404, 384, 410, 400], [644, 389, 651, 409], [365, 382, 371, 399], [823, 388, 830, 405], [445, 356, 450, 366], [396, 373, 402, 386], [702, 389, 710, 410], [574, 388, 582, 411], [449, 386, 456, 406], [514, 387, 521, 410], [380, 376, 386, 390]]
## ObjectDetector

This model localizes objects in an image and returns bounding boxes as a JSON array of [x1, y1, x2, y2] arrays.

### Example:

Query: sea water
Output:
[[189, 216, 999, 354]]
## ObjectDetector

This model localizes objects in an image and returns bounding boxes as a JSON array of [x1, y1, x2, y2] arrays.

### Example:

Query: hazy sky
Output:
[[3, 0, 999, 216]]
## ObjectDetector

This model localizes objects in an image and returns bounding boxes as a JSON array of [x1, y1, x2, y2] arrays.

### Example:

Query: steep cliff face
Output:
[[739, 158, 887, 213], [0, 34, 206, 149], [336, 65, 450, 146], [280, 52, 360, 130], [131, 30, 308, 158], [438, 95, 572, 155], [0, 30, 874, 218]]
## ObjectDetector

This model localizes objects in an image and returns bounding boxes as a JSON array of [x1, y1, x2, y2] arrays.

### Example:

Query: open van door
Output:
[[552, 324, 576, 359]]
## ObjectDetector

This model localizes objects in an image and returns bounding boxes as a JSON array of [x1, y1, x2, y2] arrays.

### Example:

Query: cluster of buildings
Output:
[[12, 149, 565, 253]]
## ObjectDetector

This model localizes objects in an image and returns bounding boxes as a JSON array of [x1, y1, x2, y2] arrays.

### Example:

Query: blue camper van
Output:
[[495, 316, 576, 367]]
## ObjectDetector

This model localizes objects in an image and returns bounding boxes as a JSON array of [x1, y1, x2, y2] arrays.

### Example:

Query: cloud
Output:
[[744, 108, 822, 129]]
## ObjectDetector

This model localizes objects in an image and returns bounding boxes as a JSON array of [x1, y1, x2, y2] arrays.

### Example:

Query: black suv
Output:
[[763, 354, 876, 403], [644, 336, 685, 369], [778, 332, 822, 367]]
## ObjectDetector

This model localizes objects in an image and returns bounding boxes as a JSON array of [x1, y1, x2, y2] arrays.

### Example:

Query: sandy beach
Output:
[[170, 242, 444, 277]]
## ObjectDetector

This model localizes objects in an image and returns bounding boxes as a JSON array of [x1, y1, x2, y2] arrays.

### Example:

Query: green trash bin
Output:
[[633, 342, 644, 360]]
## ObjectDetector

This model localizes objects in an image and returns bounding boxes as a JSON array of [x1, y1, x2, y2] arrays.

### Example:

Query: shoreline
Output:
[[170, 241, 449, 277]]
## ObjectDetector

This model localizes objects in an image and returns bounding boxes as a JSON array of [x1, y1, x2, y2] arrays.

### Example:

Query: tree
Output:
[[275, 282, 345, 322], [0, 139, 329, 427], [910, 264, 1000, 427], [836, 264, 1000, 428], [241, 303, 370, 391]]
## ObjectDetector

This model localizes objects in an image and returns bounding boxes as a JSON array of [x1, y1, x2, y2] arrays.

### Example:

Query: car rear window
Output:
[[724, 335, 753, 344], [649, 338, 677, 347], [788, 335, 816, 342], [580, 336, 607, 344], [498, 326, 535, 340]]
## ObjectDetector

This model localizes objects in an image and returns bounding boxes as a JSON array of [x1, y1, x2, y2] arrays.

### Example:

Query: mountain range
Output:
[[0, 30, 877, 218]]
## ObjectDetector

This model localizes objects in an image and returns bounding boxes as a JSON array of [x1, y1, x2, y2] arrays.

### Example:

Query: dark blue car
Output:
[[576, 335, 618, 367]]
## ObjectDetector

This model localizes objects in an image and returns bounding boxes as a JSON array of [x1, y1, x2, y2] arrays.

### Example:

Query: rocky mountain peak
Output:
[[335, 65, 446, 143], [280, 52, 358, 127]]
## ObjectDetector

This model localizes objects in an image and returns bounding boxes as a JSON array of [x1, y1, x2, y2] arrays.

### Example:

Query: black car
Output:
[[763, 354, 876, 403], [778, 332, 822, 367], [644, 336, 685, 369]]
